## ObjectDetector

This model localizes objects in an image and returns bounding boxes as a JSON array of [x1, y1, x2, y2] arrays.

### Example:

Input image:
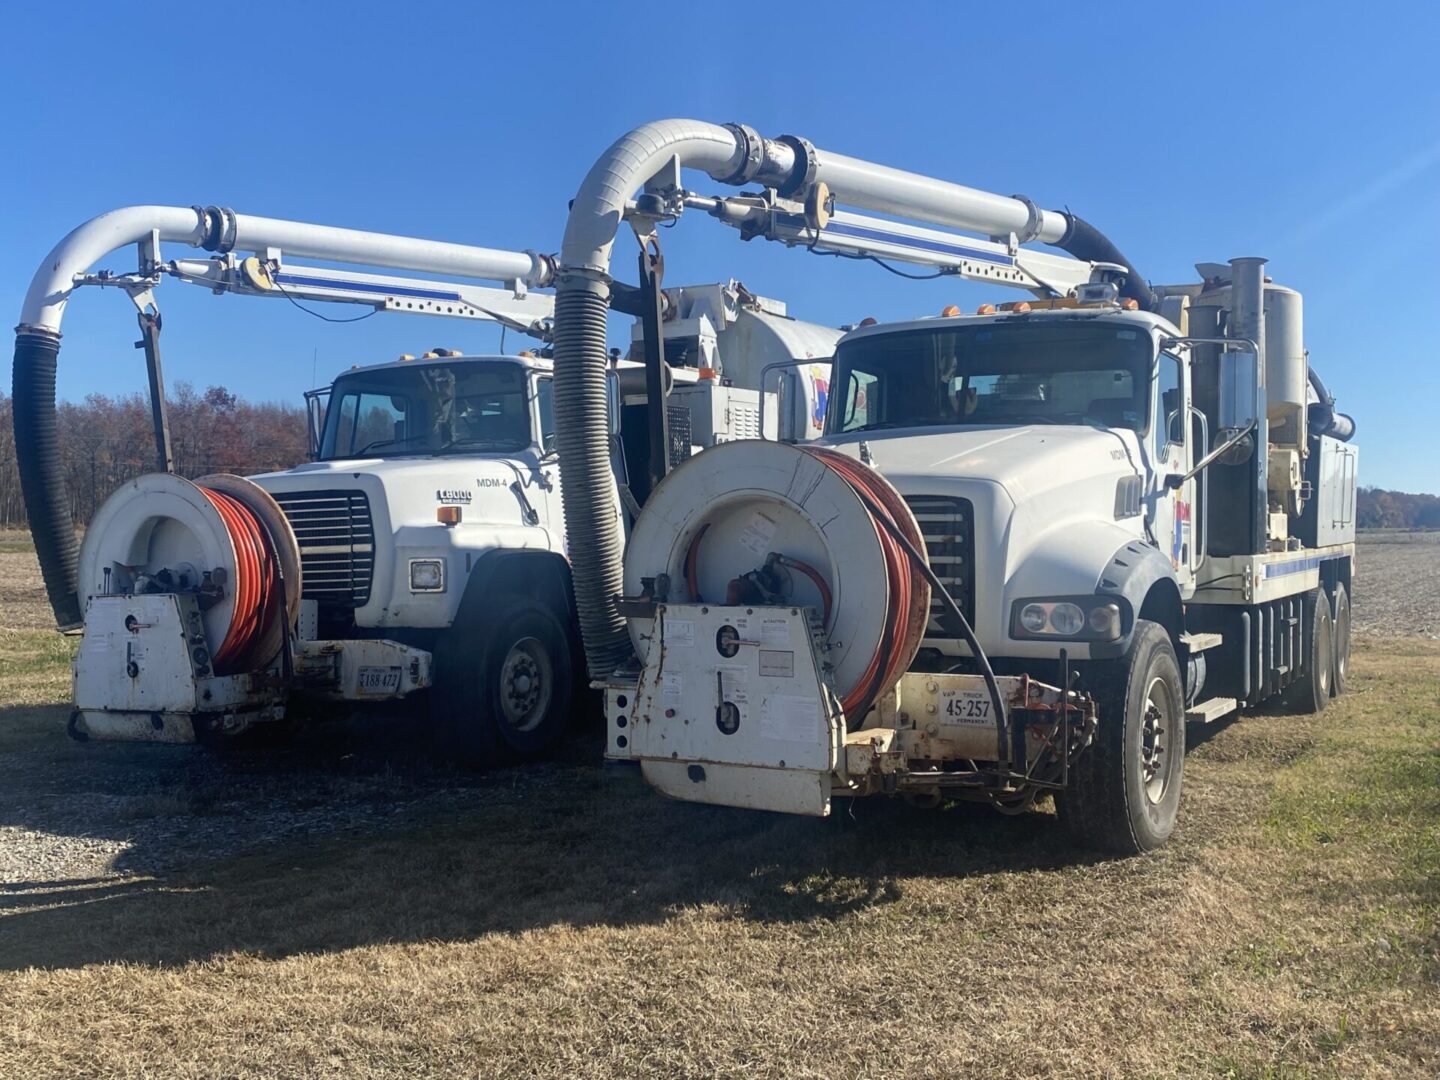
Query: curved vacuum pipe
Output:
[[1051, 213, 1158, 312], [554, 119, 1153, 677], [15, 204, 556, 629], [1307, 366, 1356, 442]]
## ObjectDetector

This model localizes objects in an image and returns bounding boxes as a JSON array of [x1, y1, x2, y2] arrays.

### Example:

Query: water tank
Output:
[[1264, 284, 1307, 448]]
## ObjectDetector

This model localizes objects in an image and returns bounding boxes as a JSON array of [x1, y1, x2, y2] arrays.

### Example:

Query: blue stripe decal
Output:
[[274, 273, 463, 303], [1261, 552, 1345, 578], [822, 221, 1016, 267]]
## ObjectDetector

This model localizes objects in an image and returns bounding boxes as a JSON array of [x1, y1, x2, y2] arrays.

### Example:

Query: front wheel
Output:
[[432, 595, 574, 763], [1057, 620, 1185, 854]]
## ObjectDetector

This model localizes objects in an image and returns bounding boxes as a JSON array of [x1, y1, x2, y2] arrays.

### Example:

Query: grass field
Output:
[[0, 536, 1437, 1077]]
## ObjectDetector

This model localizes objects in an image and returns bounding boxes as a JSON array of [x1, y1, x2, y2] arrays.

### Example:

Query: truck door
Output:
[[1153, 351, 1198, 586], [534, 377, 565, 546]]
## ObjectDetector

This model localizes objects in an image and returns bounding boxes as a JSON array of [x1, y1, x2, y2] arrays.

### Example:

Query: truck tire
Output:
[[1057, 620, 1185, 855], [432, 594, 574, 763], [1279, 589, 1332, 714], [1330, 582, 1351, 697]]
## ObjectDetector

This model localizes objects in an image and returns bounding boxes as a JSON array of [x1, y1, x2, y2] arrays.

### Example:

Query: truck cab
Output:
[[820, 305, 1200, 666], [255, 352, 566, 641]]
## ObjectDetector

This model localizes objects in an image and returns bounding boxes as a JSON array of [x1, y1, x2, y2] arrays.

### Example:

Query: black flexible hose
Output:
[[13, 329, 82, 629], [551, 282, 635, 677], [851, 487, 1008, 768], [1051, 213, 1158, 312]]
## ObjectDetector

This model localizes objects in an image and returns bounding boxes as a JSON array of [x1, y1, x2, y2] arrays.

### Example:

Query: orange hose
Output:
[[201, 487, 283, 675], [800, 447, 930, 721]]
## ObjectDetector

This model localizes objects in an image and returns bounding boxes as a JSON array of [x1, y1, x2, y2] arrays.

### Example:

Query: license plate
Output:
[[357, 665, 402, 696], [939, 688, 993, 725]]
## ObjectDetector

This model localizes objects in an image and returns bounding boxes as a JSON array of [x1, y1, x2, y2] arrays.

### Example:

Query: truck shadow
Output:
[[0, 706, 1112, 972]]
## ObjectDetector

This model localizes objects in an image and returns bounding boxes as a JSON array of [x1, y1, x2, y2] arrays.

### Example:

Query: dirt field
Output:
[[0, 533, 1436, 1078]]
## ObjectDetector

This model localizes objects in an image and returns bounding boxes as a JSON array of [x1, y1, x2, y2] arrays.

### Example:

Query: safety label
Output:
[[737, 510, 778, 557], [662, 672, 684, 710], [758, 650, 795, 678], [664, 618, 695, 647], [759, 618, 791, 647], [760, 694, 820, 743]]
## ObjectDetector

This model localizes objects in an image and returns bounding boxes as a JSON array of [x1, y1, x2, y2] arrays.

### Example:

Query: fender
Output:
[[1093, 539, 1180, 660], [453, 548, 575, 634]]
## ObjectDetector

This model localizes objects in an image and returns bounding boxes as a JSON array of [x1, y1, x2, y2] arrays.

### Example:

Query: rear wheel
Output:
[[1330, 583, 1351, 697], [1280, 589, 1332, 714], [1057, 620, 1185, 855], [432, 595, 574, 763]]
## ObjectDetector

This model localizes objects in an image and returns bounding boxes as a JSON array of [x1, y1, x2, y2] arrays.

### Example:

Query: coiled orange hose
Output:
[[801, 447, 930, 721], [201, 486, 283, 675]]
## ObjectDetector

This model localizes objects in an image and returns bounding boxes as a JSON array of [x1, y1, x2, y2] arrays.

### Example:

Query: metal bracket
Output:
[[1009, 193, 1043, 245]]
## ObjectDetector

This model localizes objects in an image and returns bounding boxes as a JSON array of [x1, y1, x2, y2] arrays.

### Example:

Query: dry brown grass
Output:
[[0, 636, 1435, 1079]]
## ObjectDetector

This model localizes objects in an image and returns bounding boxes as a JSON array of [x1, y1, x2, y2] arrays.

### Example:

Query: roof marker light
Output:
[[976, 304, 996, 315], [940, 304, 961, 317], [1121, 298, 1140, 310], [858, 317, 878, 327]]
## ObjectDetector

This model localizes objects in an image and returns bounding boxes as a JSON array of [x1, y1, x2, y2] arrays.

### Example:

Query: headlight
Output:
[[408, 558, 446, 592], [1011, 597, 1124, 641], [1048, 602, 1085, 636]]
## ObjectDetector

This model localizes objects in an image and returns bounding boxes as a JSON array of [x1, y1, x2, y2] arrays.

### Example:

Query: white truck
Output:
[[545, 120, 1358, 853], [11, 205, 838, 755]]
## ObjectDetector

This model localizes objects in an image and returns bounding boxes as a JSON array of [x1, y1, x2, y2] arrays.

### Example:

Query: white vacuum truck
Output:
[[548, 121, 1358, 853], [11, 205, 837, 756]]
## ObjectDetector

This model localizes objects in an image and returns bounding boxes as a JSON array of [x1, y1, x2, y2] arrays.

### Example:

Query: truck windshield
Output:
[[826, 321, 1153, 435], [320, 361, 533, 459]]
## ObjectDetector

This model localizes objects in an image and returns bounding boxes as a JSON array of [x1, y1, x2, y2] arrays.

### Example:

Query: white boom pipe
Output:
[[812, 151, 1068, 244], [21, 205, 553, 333], [14, 203, 556, 630]]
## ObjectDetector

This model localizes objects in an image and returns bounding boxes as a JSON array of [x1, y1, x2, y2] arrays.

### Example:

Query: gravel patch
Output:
[[0, 711, 583, 886]]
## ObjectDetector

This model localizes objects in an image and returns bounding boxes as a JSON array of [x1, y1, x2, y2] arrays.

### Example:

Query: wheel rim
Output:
[[1316, 612, 1332, 697], [1335, 600, 1350, 682], [1140, 676, 1172, 804], [498, 636, 554, 733]]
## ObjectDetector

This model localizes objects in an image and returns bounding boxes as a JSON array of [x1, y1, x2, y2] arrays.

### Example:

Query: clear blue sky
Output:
[[2, 2, 1437, 492]]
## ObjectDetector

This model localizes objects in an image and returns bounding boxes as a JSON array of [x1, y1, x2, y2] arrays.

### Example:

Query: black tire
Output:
[[1330, 583, 1351, 697], [1279, 589, 1332, 714], [431, 594, 574, 763], [1057, 620, 1185, 855]]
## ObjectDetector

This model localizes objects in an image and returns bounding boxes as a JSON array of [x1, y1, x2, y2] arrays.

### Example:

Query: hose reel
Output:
[[78, 473, 301, 675], [623, 440, 930, 721]]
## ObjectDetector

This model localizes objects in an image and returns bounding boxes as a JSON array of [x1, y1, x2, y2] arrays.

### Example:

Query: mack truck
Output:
[[542, 120, 1358, 853], [11, 205, 837, 757]]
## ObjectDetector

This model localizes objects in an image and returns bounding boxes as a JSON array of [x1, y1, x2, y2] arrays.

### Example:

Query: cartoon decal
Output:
[[809, 365, 829, 431], [1172, 498, 1191, 569]]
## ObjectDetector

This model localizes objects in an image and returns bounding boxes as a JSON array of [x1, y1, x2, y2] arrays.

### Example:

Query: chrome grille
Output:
[[904, 495, 975, 637], [271, 489, 375, 607]]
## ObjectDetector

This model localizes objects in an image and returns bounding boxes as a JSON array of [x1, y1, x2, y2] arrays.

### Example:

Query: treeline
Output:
[[1356, 487, 1440, 530], [0, 385, 308, 528]]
